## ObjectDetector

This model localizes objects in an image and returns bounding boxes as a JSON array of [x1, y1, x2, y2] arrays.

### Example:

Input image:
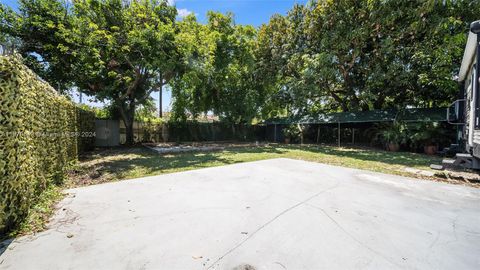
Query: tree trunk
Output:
[[159, 75, 163, 118], [124, 120, 134, 146], [325, 86, 348, 112], [119, 100, 136, 146], [158, 86, 162, 118], [296, 124, 304, 145], [349, 90, 361, 111]]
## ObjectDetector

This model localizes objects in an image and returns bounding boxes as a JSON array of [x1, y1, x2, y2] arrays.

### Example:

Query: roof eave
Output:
[[458, 31, 477, 82]]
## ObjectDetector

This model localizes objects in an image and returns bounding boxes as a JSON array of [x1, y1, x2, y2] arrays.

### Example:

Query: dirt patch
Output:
[[144, 141, 276, 155], [67, 147, 147, 187], [145, 144, 225, 154], [434, 169, 480, 187]]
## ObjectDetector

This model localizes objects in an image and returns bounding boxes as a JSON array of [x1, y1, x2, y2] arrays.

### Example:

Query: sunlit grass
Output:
[[68, 144, 441, 187]]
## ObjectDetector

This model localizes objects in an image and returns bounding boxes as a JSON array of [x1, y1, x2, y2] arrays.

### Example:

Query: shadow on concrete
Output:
[[0, 238, 13, 256]]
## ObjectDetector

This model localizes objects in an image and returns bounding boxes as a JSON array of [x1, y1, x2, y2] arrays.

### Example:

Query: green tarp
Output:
[[265, 108, 449, 124]]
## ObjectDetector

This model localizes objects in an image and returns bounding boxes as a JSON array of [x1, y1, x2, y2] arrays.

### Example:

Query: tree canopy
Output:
[[1, 0, 180, 144], [1, 0, 479, 136], [1, 0, 77, 92], [72, 0, 179, 145], [171, 12, 262, 123], [256, 0, 480, 118]]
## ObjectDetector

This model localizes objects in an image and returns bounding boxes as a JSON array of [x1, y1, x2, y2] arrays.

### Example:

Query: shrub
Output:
[[0, 55, 94, 234], [369, 122, 407, 147], [283, 124, 304, 143]]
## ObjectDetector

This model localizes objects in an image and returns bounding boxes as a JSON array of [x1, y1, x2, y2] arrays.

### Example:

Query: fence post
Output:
[[213, 123, 216, 141], [274, 124, 277, 142], [316, 126, 320, 144], [352, 128, 355, 144], [338, 122, 341, 147], [300, 124, 304, 145]]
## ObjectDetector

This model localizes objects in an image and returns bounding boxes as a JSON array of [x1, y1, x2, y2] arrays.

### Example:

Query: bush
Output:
[[0, 55, 94, 234], [369, 121, 455, 152], [283, 124, 307, 143], [408, 122, 450, 146], [375, 122, 408, 146]]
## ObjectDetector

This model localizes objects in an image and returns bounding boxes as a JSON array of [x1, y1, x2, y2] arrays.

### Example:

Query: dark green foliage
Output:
[[369, 121, 456, 151], [256, 0, 480, 117], [71, 0, 179, 145], [373, 122, 409, 145], [130, 121, 265, 143], [408, 122, 455, 149], [172, 12, 261, 124], [0, 55, 94, 234], [3, 0, 475, 124], [1, 0, 179, 145], [1, 0, 78, 93]]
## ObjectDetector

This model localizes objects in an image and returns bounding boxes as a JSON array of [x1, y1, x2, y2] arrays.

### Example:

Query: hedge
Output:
[[0, 55, 95, 234]]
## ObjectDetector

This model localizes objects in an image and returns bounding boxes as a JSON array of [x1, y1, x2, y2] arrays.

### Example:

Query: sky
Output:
[[2, 0, 306, 111]]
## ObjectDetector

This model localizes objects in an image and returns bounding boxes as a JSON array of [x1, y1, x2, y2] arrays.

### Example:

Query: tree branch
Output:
[[119, 60, 142, 101]]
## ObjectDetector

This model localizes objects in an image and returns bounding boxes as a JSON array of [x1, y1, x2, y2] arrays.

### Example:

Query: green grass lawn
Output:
[[67, 144, 442, 187]]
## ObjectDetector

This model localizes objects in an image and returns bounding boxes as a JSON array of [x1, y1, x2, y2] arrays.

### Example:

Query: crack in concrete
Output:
[[444, 215, 459, 246], [428, 232, 440, 249], [452, 215, 458, 240], [205, 183, 339, 270], [306, 203, 403, 269], [274, 261, 287, 269]]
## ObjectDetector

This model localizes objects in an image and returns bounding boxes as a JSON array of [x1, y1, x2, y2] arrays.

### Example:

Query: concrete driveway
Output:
[[1, 158, 479, 270]]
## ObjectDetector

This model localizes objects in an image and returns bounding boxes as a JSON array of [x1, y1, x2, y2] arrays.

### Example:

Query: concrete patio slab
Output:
[[1, 158, 479, 270]]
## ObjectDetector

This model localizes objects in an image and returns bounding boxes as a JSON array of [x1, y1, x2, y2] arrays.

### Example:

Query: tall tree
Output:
[[1, 0, 179, 145], [72, 0, 179, 145], [4, 0, 480, 126], [171, 12, 261, 124], [171, 14, 215, 121], [256, 4, 332, 118], [256, 0, 480, 117]]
